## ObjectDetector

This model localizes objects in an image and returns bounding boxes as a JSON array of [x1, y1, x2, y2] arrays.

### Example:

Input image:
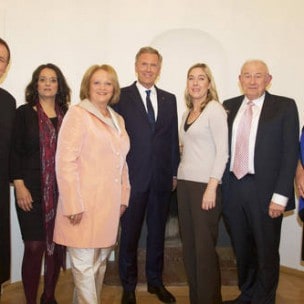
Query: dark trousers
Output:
[[222, 174, 282, 304], [177, 180, 222, 304], [0, 179, 10, 285], [119, 187, 171, 291]]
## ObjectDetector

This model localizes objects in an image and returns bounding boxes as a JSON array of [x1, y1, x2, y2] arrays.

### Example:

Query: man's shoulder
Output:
[[120, 82, 136, 93], [223, 95, 243, 109], [266, 92, 295, 104], [263, 92, 298, 116], [119, 83, 138, 102], [0, 87, 16, 106], [156, 86, 175, 98], [16, 103, 33, 115]]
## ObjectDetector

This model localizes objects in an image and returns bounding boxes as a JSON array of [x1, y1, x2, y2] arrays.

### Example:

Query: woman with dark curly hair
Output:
[[11, 63, 71, 304]]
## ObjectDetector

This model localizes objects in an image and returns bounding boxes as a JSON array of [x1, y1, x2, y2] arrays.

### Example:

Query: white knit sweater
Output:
[[177, 100, 228, 183]]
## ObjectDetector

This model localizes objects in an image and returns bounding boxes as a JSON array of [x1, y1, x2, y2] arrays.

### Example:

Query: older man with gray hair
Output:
[[222, 60, 299, 304]]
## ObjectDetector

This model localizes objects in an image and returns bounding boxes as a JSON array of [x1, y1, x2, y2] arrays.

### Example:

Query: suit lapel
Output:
[[155, 86, 167, 128], [227, 96, 243, 146], [129, 83, 152, 124], [227, 97, 243, 125], [255, 91, 274, 150]]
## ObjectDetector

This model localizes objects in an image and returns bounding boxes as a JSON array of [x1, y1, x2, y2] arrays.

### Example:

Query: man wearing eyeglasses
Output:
[[222, 60, 299, 304], [0, 37, 16, 294]]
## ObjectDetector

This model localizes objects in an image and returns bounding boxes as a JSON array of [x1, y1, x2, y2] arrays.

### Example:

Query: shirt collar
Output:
[[78, 99, 121, 133], [136, 81, 156, 96], [244, 93, 265, 108]]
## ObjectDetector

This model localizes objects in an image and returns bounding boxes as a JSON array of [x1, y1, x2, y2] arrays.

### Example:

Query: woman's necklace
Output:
[[188, 108, 201, 124]]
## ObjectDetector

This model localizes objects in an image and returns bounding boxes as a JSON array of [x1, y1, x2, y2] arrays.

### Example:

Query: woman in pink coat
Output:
[[53, 64, 130, 304]]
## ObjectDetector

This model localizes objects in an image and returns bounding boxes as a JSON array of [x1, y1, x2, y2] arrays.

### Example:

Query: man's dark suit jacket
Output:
[[0, 87, 16, 284], [114, 82, 180, 193], [222, 91, 299, 211]]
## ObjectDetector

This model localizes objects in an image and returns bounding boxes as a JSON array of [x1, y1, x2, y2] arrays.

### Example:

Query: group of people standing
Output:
[[0, 37, 303, 304]]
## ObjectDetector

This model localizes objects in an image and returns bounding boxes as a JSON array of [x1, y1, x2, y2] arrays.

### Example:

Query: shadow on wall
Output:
[[150, 28, 229, 121]]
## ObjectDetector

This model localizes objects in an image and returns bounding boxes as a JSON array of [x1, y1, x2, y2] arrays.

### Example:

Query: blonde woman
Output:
[[177, 63, 228, 304]]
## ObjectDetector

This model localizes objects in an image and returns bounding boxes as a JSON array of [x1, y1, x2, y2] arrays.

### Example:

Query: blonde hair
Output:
[[184, 63, 219, 111], [80, 64, 120, 105]]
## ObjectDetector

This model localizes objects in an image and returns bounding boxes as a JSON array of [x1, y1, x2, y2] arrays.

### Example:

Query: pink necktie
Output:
[[232, 101, 254, 179]]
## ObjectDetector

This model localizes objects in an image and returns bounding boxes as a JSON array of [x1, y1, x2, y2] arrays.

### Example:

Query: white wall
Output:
[[1, 0, 303, 282]]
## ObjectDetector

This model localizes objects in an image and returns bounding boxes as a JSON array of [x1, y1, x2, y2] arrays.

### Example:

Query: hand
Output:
[[268, 202, 285, 218], [68, 213, 83, 225], [120, 204, 127, 216], [14, 180, 33, 212], [295, 161, 304, 197], [172, 177, 177, 191], [201, 178, 218, 210], [179, 144, 184, 155], [201, 187, 216, 210]]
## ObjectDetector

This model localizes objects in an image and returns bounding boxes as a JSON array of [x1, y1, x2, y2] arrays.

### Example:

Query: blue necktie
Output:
[[145, 90, 155, 131]]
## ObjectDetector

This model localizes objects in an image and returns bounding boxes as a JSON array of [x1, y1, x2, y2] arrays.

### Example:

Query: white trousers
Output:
[[68, 247, 111, 304]]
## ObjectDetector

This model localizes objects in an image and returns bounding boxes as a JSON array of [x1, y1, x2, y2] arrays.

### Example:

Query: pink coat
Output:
[[53, 99, 130, 248]]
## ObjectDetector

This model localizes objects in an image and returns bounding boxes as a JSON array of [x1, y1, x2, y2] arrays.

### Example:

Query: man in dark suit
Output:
[[114, 46, 179, 304], [222, 60, 299, 304], [0, 38, 16, 293]]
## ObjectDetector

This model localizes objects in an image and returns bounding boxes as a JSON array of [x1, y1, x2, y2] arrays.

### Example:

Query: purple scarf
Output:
[[37, 102, 65, 269]]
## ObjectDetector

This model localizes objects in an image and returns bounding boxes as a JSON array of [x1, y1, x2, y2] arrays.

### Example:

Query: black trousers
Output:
[[119, 187, 171, 291], [222, 174, 282, 304], [0, 179, 10, 285], [177, 180, 222, 304]]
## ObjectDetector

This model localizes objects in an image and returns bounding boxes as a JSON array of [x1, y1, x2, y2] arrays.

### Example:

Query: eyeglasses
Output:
[[241, 73, 268, 80], [0, 56, 8, 64], [38, 77, 58, 83]]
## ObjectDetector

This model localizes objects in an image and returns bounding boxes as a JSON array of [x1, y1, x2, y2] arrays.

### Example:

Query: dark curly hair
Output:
[[25, 63, 71, 113]]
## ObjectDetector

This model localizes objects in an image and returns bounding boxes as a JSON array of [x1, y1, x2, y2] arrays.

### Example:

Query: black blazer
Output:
[[222, 91, 299, 211], [0, 87, 15, 285], [0, 88, 16, 179], [10, 104, 42, 201], [114, 82, 180, 193]]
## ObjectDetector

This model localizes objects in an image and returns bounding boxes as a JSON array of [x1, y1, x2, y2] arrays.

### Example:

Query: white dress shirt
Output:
[[136, 82, 158, 119], [230, 94, 288, 207]]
